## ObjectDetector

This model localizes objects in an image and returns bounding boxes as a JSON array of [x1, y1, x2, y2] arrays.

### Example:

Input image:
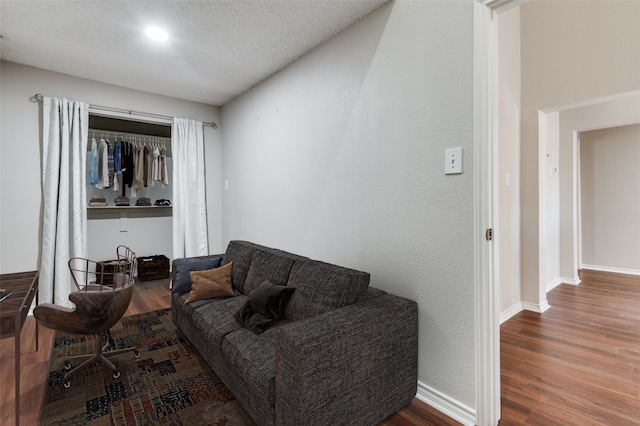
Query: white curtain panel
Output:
[[40, 97, 89, 307], [172, 117, 209, 259]]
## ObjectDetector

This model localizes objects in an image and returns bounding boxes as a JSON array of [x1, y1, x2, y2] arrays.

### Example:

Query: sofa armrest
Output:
[[275, 293, 418, 426]]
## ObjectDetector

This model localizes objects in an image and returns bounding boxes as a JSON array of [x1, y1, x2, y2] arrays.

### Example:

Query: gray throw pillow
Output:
[[172, 257, 222, 293], [234, 280, 295, 334]]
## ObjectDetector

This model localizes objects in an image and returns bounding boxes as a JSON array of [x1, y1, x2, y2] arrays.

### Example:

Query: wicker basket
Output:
[[137, 255, 170, 281]]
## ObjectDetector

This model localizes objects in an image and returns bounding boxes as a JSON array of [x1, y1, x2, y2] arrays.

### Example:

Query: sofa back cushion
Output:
[[222, 241, 307, 294], [221, 241, 259, 294], [284, 260, 370, 321], [244, 250, 296, 295]]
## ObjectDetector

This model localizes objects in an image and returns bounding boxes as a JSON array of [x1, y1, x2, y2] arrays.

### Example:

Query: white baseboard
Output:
[[416, 381, 476, 426], [560, 276, 581, 285], [521, 300, 550, 313], [581, 264, 640, 276], [500, 302, 523, 324], [545, 277, 563, 292]]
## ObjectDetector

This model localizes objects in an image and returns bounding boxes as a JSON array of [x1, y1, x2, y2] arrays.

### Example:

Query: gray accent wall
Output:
[[220, 1, 476, 414]]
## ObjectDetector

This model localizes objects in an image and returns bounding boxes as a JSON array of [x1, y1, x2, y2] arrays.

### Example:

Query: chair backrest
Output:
[[35, 246, 138, 335], [64, 245, 137, 334], [68, 245, 137, 290], [66, 282, 134, 334]]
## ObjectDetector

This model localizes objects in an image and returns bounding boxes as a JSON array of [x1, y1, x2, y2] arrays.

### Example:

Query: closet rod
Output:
[[30, 93, 217, 129]]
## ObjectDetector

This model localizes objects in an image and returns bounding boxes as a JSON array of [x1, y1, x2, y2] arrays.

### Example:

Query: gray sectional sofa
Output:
[[171, 240, 418, 426]]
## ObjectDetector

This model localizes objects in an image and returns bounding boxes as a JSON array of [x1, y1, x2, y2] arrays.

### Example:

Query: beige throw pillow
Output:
[[184, 262, 234, 303]]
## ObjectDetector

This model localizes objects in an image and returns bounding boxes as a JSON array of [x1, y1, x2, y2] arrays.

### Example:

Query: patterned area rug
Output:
[[41, 308, 255, 425]]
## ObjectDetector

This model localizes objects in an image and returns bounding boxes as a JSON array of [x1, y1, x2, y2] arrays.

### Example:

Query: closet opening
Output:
[[86, 114, 174, 269]]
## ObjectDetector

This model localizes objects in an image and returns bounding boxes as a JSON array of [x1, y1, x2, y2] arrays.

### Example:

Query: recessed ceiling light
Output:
[[146, 27, 168, 42]]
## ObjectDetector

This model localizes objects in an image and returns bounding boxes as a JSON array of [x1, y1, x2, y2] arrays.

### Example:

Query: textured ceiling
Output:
[[0, 0, 388, 106]]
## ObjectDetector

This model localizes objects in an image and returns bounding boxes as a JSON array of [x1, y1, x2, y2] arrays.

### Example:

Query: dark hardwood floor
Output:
[[2, 270, 639, 425], [498, 270, 640, 425]]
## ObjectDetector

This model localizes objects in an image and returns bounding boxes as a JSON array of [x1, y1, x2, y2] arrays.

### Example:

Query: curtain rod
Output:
[[30, 93, 217, 129]]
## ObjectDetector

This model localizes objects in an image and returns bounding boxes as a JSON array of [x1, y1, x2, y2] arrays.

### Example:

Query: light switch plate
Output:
[[445, 147, 463, 174]]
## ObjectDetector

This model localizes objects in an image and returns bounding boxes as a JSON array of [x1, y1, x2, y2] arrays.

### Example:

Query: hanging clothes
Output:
[[130, 144, 138, 198], [107, 139, 115, 189], [134, 145, 147, 190], [151, 146, 160, 186], [143, 145, 149, 187], [88, 137, 98, 185], [161, 147, 169, 188], [121, 140, 134, 197], [95, 138, 109, 189], [113, 138, 122, 191], [112, 138, 121, 191]]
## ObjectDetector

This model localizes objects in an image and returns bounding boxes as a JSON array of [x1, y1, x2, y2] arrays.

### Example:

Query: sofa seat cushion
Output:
[[285, 259, 370, 321], [221, 321, 291, 411], [183, 295, 247, 348]]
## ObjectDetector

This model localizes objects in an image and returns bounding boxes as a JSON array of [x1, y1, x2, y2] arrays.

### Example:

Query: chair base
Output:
[[62, 331, 140, 388]]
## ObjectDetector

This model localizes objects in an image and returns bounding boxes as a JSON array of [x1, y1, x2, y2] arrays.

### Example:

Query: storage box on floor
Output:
[[137, 255, 170, 281], [98, 259, 130, 285]]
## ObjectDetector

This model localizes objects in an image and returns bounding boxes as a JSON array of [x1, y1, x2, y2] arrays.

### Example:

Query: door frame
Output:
[[474, 1, 524, 424]]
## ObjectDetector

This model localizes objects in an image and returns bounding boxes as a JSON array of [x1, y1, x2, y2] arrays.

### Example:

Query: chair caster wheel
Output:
[[134, 350, 141, 358], [63, 380, 71, 389], [64, 361, 72, 370], [113, 370, 121, 379]]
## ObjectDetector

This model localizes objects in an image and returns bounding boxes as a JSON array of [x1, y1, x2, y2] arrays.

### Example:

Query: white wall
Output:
[[221, 0, 476, 418], [520, 1, 640, 307], [580, 124, 640, 273], [0, 61, 223, 274]]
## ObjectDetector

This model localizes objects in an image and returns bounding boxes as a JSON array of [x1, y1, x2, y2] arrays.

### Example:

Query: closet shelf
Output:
[[87, 206, 172, 220]]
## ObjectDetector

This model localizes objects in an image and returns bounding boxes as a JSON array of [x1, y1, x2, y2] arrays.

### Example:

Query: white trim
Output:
[[540, 89, 640, 114], [500, 303, 523, 324], [473, 2, 500, 425], [581, 264, 640, 277], [560, 275, 581, 285], [545, 277, 563, 292], [89, 106, 173, 126], [521, 300, 551, 313], [417, 381, 476, 426], [478, 0, 527, 13]]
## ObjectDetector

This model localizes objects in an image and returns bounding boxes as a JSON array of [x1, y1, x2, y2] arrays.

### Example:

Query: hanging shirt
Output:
[[135, 145, 146, 190], [161, 148, 169, 188], [122, 141, 134, 188], [107, 139, 115, 188], [151, 147, 160, 186], [131, 145, 138, 198], [143, 146, 149, 187], [89, 137, 98, 185], [95, 138, 110, 189], [114, 139, 121, 173], [113, 139, 121, 191]]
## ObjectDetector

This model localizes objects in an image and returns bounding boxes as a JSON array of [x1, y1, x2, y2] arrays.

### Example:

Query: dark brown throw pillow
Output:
[[234, 280, 295, 334]]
